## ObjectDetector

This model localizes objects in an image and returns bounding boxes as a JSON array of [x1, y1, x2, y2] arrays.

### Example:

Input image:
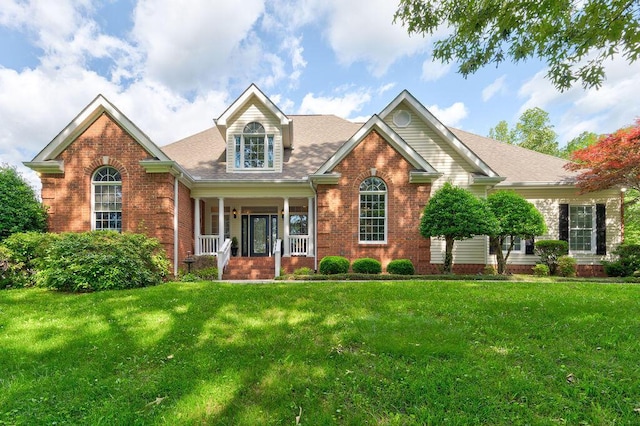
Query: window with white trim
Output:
[[289, 206, 308, 235], [359, 177, 387, 243], [234, 122, 274, 169], [569, 205, 594, 252], [92, 166, 122, 232], [502, 236, 522, 252]]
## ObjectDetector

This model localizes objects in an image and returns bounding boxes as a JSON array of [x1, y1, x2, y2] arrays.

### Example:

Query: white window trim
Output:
[[91, 167, 122, 232], [569, 204, 597, 254], [234, 128, 275, 171], [358, 178, 388, 244], [502, 236, 524, 253]]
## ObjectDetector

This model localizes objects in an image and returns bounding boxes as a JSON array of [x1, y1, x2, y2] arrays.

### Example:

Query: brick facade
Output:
[[316, 130, 432, 273], [40, 112, 191, 268]]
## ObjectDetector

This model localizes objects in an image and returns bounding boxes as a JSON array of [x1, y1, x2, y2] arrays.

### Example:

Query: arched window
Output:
[[234, 121, 274, 169], [359, 177, 387, 243], [92, 166, 122, 232]]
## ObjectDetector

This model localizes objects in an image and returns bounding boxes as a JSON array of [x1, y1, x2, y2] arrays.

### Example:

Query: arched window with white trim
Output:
[[92, 166, 122, 232], [359, 177, 387, 243], [234, 121, 274, 169]]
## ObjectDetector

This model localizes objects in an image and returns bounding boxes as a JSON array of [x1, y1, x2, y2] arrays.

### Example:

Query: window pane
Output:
[[569, 205, 593, 251], [93, 167, 122, 232], [359, 178, 386, 243]]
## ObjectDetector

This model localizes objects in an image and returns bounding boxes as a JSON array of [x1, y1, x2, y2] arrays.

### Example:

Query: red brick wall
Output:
[[40, 112, 186, 268], [316, 130, 432, 273]]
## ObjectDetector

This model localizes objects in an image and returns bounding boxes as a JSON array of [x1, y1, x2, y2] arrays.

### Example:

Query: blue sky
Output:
[[2, 0, 640, 189]]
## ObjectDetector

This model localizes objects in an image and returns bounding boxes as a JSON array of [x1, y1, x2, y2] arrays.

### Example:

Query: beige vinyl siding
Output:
[[488, 187, 622, 266], [384, 105, 474, 189], [226, 101, 283, 173]]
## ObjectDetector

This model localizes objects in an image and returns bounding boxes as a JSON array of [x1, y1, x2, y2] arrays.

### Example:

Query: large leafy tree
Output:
[[487, 191, 548, 274], [394, 0, 640, 91], [488, 107, 559, 156], [420, 182, 498, 274], [565, 120, 640, 201], [559, 131, 599, 159], [0, 165, 48, 240]]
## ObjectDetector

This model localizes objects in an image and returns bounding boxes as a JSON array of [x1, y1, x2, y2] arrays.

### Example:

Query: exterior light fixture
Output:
[[281, 209, 284, 219], [232, 208, 237, 218]]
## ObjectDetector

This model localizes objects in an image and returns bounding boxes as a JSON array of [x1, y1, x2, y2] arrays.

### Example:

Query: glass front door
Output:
[[246, 214, 278, 257]]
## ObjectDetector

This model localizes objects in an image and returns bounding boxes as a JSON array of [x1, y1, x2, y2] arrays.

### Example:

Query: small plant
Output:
[[535, 240, 568, 275], [319, 256, 350, 274], [180, 273, 199, 282], [557, 255, 577, 277], [293, 266, 314, 276], [352, 258, 382, 274], [483, 264, 497, 275], [532, 263, 550, 277], [387, 259, 415, 275], [602, 243, 640, 277]]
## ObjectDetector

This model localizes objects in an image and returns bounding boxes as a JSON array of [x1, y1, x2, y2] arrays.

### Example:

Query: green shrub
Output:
[[180, 273, 200, 282], [557, 255, 577, 277], [319, 256, 350, 275], [352, 258, 382, 274], [602, 244, 640, 277], [0, 232, 59, 288], [535, 240, 568, 275], [387, 259, 415, 275], [38, 231, 170, 292], [293, 266, 314, 276], [483, 264, 497, 275], [193, 267, 219, 281], [532, 264, 550, 277]]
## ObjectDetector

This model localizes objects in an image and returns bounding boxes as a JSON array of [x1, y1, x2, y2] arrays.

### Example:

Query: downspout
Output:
[[309, 179, 318, 271], [174, 174, 180, 276]]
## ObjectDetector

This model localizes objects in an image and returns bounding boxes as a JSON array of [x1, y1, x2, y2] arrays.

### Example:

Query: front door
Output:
[[246, 214, 279, 257]]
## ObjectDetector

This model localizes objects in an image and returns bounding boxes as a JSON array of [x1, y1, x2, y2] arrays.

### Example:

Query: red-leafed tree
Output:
[[565, 120, 640, 202]]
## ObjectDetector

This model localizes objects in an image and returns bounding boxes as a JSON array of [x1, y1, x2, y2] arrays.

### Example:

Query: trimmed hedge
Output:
[[352, 258, 382, 274], [386, 259, 415, 275], [39, 231, 170, 292], [603, 244, 640, 277], [319, 256, 350, 275]]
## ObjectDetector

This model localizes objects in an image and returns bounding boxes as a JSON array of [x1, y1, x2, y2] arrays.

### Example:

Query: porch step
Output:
[[223, 257, 277, 280], [221, 256, 316, 280]]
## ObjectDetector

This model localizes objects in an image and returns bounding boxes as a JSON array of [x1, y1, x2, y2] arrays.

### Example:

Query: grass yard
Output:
[[1, 280, 640, 425]]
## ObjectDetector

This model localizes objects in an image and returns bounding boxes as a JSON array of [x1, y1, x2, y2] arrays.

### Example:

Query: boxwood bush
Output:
[[602, 244, 640, 277], [38, 231, 170, 292], [319, 256, 350, 275], [352, 258, 382, 274], [386, 259, 415, 275], [557, 255, 577, 277]]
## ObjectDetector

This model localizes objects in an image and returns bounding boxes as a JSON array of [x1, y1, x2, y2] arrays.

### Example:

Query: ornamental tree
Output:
[[0, 165, 48, 240], [420, 182, 498, 274], [394, 0, 640, 91], [487, 191, 548, 274], [565, 120, 640, 202]]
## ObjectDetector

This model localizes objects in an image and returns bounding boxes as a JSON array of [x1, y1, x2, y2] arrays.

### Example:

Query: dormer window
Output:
[[234, 122, 274, 169]]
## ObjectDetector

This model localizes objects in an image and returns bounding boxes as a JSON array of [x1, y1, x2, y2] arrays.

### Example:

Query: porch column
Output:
[[283, 197, 290, 256], [218, 197, 225, 249], [308, 197, 315, 257], [194, 197, 201, 255]]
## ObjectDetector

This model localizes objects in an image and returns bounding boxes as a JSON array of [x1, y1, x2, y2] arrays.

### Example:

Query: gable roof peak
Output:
[[215, 83, 291, 127]]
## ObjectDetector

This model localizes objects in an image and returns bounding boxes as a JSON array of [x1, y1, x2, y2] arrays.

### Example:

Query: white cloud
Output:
[[427, 102, 468, 127], [298, 89, 372, 118], [321, 0, 430, 76], [482, 75, 507, 101], [131, 0, 266, 92], [519, 57, 640, 144], [421, 60, 452, 82]]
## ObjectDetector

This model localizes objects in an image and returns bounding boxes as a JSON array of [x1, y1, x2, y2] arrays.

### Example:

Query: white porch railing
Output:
[[289, 235, 309, 256], [274, 238, 282, 278], [198, 235, 219, 255], [217, 238, 231, 280]]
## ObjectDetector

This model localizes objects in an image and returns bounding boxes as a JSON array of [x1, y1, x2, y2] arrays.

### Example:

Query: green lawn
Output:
[[1, 280, 640, 425]]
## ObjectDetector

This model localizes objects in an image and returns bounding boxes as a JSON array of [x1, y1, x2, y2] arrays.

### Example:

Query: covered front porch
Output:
[[194, 196, 315, 258]]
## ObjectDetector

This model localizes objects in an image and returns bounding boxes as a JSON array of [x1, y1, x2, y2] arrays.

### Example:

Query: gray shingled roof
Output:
[[449, 128, 577, 186], [161, 114, 577, 185]]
